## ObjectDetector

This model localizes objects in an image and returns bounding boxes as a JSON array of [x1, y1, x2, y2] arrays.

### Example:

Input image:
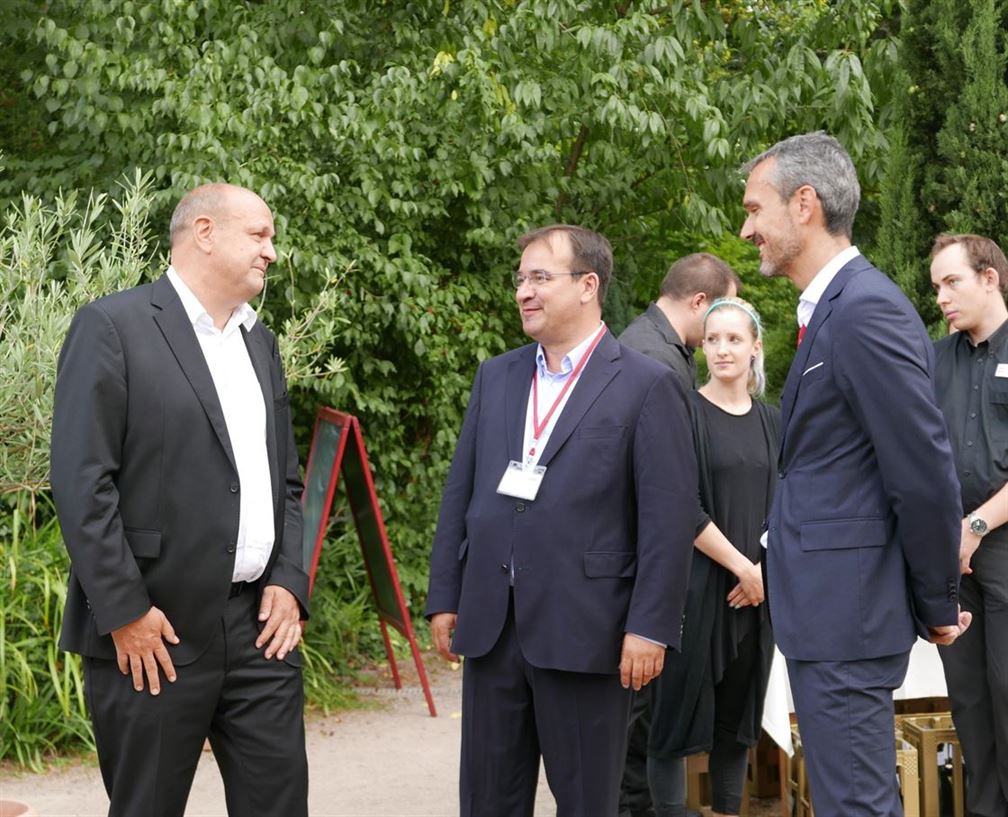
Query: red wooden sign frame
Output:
[[301, 407, 436, 717]]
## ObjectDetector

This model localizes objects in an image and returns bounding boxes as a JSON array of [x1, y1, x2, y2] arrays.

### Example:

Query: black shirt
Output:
[[618, 303, 697, 392], [696, 396, 772, 563], [934, 319, 1008, 544]]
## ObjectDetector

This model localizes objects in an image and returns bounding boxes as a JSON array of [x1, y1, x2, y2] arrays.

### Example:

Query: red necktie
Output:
[[796, 324, 807, 347]]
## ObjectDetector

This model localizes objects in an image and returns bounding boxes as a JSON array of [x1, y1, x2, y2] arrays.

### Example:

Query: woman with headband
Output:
[[647, 296, 779, 817]]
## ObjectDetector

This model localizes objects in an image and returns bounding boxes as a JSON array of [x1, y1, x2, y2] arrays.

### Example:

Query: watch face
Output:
[[971, 516, 988, 535]]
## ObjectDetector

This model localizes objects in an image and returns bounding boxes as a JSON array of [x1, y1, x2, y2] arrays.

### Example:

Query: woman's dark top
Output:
[[649, 391, 780, 759]]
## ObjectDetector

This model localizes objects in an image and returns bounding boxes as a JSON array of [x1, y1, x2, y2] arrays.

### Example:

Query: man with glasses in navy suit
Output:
[[427, 224, 697, 817]]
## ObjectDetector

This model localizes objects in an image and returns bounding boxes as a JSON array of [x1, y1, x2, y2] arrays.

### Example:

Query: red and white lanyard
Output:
[[527, 323, 607, 462]]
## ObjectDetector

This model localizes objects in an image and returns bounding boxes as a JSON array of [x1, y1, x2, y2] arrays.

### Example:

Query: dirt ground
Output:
[[0, 654, 783, 817]]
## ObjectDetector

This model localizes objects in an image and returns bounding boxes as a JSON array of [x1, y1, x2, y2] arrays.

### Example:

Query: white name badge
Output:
[[496, 460, 546, 501], [996, 362, 1008, 378]]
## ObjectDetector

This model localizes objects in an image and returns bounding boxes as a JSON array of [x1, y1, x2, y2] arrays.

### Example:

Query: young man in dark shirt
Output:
[[931, 233, 1008, 817], [618, 253, 739, 394]]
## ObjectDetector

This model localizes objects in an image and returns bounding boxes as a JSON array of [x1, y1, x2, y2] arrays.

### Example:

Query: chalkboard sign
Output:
[[301, 407, 437, 716], [301, 417, 347, 581]]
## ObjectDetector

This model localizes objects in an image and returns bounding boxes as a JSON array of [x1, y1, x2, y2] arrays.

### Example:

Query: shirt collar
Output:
[[963, 316, 1008, 351], [535, 322, 605, 379], [646, 302, 688, 350], [797, 245, 860, 326], [167, 266, 257, 335]]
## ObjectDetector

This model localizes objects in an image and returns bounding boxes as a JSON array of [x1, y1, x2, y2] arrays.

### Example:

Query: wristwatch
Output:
[[968, 512, 989, 536]]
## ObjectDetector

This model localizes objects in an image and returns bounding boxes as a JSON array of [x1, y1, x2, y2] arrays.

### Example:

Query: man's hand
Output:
[[959, 518, 982, 575], [928, 608, 973, 646], [256, 585, 302, 660], [619, 634, 665, 691], [110, 606, 180, 695], [430, 613, 458, 662], [727, 561, 764, 608]]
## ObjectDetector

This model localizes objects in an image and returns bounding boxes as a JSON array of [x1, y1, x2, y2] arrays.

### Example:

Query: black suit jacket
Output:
[[51, 274, 308, 666], [425, 332, 697, 673]]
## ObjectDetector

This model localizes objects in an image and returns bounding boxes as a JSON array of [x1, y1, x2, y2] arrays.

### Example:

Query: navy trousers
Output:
[[787, 651, 910, 817], [460, 595, 633, 817]]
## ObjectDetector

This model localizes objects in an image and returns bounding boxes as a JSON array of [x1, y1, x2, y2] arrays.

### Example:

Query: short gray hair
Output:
[[742, 132, 860, 239]]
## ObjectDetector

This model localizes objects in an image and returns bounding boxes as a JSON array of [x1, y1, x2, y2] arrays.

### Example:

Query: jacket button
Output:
[[229, 482, 239, 493], [777, 471, 786, 479], [515, 502, 526, 512], [226, 545, 236, 554], [500, 563, 509, 571]]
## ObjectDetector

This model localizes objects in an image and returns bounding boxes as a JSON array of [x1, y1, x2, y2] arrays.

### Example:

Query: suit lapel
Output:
[[504, 345, 537, 462], [242, 325, 280, 502], [537, 332, 620, 468], [150, 275, 237, 471], [779, 259, 862, 455], [779, 308, 826, 431]]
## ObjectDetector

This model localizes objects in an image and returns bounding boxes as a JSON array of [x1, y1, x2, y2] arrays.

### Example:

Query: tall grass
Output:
[[0, 502, 93, 770]]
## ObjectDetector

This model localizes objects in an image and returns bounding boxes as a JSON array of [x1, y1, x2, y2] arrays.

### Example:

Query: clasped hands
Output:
[[727, 560, 764, 609], [927, 607, 972, 647], [110, 584, 302, 695]]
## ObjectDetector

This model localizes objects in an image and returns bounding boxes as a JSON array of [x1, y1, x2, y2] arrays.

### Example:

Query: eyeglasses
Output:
[[511, 270, 585, 289]]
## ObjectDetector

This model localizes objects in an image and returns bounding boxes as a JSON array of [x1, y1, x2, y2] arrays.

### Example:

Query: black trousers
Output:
[[939, 537, 1008, 817], [619, 690, 655, 817], [460, 595, 633, 817], [83, 587, 308, 817]]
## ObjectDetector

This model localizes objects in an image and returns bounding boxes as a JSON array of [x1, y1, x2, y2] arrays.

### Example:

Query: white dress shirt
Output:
[[167, 267, 274, 583], [797, 245, 861, 328]]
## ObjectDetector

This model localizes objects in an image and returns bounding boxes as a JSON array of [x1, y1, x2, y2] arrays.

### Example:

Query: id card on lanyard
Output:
[[496, 324, 606, 501]]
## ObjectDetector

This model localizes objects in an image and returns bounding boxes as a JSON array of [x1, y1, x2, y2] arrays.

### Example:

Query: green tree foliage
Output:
[[874, 0, 1008, 325], [1, 1, 903, 669], [936, 0, 1008, 236]]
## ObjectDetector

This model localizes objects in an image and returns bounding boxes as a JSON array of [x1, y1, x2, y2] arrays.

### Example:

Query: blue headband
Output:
[[704, 297, 763, 338]]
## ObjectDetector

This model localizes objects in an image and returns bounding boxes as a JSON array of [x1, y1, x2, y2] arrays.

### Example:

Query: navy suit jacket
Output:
[[51, 275, 308, 666], [425, 331, 697, 675], [768, 255, 961, 661]]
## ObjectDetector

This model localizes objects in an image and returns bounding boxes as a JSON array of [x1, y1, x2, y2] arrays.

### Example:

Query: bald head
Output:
[[169, 183, 264, 246]]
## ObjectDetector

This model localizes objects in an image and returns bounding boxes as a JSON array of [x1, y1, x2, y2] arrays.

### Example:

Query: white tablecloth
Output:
[[762, 639, 948, 755]]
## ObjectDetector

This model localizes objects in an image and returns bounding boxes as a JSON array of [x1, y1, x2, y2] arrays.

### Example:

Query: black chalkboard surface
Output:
[[301, 407, 437, 716], [301, 416, 345, 580]]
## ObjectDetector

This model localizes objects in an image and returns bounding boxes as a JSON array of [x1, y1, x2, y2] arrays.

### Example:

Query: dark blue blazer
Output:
[[768, 255, 961, 661], [425, 331, 697, 675]]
